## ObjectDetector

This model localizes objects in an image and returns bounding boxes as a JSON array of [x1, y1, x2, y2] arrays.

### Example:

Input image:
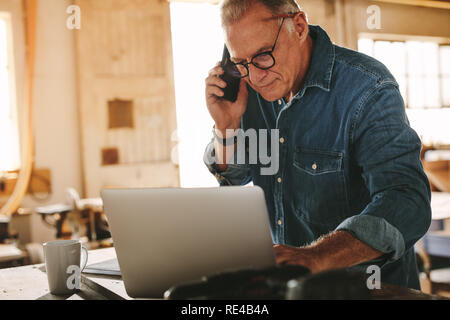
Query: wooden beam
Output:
[[168, 0, 450, 9], [0, 168, 52, 198], [166, 0, 220, 4], [0, 0, 37, 216], [358, 32, 450, 44], [374, 0, 450, 10], [424, 160, 450, 192]]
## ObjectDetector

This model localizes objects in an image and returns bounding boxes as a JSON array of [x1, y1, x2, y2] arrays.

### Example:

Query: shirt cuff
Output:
[[203, 139, 251, 186], [335, 214, 405, 262]]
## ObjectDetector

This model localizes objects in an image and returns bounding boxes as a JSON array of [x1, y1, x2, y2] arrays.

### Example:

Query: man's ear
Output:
[[292, 11, 309, 41]]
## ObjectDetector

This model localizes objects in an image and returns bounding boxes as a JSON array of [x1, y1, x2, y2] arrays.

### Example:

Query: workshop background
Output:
[[0, 0, 449, 297]]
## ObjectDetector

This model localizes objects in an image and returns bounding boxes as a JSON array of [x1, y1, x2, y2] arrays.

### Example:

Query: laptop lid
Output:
[[101, 186, 276, 298]]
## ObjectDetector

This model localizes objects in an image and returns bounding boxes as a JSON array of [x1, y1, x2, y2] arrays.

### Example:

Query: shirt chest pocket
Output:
[[293, 149, 343, 175], [292, 148, 348, 227]]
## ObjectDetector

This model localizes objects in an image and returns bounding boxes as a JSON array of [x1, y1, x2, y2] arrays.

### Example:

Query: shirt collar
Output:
[[296, 25, 335, 96]]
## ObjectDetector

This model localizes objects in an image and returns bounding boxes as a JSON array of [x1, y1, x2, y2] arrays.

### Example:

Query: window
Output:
[[0, 14, 20, 172], [358, 38, 450, 109], [170, 2, 223, 187], [359, 37, 450, 145]]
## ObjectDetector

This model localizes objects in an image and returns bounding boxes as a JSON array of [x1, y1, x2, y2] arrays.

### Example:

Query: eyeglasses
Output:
[[224, 14, 294, 79]]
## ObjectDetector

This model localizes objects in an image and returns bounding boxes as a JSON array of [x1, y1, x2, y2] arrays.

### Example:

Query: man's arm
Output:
[[203, 137, 252, 186], [204, 62, 253, 185], [274, 231, 383, 273], [275, 82, 431, 272], [213, 127, 238, 172]]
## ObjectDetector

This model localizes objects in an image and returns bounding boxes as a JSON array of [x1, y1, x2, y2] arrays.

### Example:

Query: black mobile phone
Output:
[[219, 45, 241, 103]]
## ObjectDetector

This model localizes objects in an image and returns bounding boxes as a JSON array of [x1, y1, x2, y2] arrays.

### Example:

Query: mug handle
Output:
[[80, 245, 88, 271]]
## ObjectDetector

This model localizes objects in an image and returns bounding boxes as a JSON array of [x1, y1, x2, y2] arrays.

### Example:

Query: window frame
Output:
[[0, 12, 21, 173], [358, 32, 450, 109]]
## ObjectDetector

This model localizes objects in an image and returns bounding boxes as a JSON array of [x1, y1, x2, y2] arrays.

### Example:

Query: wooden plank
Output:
[[74, 0, 180, 197], [424, 160, 449, 172], [36, 281, 109, 300], [427, 170, 450, 192], [374, 0, 450, 10], [167, 0, 220, 4], [0, 247, 117, 300], [0, 168, 51, 197], [0, 244, 25, 263], [424, 160, 450, 192], [0, 264, 55, 300], [1, 246, 447, 300]]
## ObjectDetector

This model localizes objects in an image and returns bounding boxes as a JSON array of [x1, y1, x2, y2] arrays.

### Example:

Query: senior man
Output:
[[203, 0, 431, 289]]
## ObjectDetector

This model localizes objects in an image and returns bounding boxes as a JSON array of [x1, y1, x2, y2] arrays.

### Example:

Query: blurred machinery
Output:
[[35, 188, 111, 244]]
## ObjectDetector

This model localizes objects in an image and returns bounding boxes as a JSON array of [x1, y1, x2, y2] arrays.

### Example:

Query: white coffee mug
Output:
[[43, 240, 88, 295]]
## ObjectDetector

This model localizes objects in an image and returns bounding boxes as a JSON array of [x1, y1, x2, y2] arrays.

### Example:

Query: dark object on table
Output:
[[0, 216, 9, 243], [286, 268, 371, 300], [164, 265, 311, 300]]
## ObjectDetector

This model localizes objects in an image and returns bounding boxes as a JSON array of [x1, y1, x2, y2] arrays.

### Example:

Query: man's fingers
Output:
[[273, 244, 294, 264], [275, 251, 295, 265], [205, 74, 227, 99], [275, 255, 291, 265], [205, 75, 227, 88], [208, 65, 224, 77], [206, 85, 224, 98], [273, 246, 288, 257]]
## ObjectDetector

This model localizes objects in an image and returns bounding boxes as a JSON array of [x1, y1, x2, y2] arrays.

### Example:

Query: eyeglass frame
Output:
[[231, 13, 297, 79]]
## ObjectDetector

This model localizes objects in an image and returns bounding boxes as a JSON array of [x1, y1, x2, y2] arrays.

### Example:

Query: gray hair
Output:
[[220, 0, 301, 28]]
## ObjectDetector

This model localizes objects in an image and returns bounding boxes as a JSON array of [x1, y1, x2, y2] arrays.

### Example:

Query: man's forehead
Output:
[[225, 17, 277, 61], [222, 1, 279, 57]]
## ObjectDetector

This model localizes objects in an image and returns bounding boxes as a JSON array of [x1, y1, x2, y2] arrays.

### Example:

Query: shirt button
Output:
[[277, 177, 282, 183], [278, 100, 282, 105], [312, 162, 318, 170], [278, 219, 282, 226], [279, 137, 285, 144]]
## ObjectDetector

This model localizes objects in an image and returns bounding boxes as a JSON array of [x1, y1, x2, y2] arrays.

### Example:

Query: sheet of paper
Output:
[[83, 258, 121, 276]]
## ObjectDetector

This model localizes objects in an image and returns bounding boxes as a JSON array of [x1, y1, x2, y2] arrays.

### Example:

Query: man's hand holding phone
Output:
[[205, 46, 249, 172], [205, 61, 248, 136]]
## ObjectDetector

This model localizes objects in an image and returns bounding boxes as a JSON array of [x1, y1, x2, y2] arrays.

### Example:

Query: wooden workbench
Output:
[[0, 247, 446, 300], [424, 160, 450, 192], [0, 247, 128, 300]]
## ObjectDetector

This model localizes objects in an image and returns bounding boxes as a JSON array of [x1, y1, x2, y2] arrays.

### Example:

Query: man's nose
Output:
[[248, 64, 268, 85]]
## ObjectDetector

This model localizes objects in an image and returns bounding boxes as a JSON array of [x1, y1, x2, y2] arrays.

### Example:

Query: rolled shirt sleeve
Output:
[[335, 215, 405, 262], [336, 82, 431, 263]]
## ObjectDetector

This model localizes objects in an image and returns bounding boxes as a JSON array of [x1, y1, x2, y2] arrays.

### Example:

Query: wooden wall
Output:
[[299, 0, 450, 49], [74, 0, 179, 197]]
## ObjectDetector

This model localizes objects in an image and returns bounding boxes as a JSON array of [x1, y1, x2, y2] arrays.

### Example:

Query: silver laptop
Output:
[[101, 186, 276, 298]]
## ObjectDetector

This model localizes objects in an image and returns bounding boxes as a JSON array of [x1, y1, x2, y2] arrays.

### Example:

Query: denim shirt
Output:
[[204, 25, 431, 289]]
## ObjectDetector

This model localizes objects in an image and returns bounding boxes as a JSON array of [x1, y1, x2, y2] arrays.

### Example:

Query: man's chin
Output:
[[258, 90, 283, 102], [252, 82, 283, 102]]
